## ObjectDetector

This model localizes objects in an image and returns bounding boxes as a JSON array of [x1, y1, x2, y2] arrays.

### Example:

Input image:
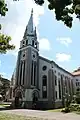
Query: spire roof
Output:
[[23, 8, 34, 38]]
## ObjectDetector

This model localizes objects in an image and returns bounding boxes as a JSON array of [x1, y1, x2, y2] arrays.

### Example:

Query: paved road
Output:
[[0, 109, 80, 120]]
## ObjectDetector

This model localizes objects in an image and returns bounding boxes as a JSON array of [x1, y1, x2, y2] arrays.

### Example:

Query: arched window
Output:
[[22, 41, 25, 47], [42, 75, 47, 86], [58, 80, 61, 99], [42, 75, 47, 98], [35, 42, 37, 48], [32, 40, 34, 46], [26, 40, 28, 45]]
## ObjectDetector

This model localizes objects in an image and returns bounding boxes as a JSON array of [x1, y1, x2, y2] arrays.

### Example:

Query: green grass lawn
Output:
[[47, 108, 63, 112], [47, 108, 80, 115], [0, 102, 11, 107], [0, 113, 44, 120], [0, 104, 10, 107], [72, 111, 80, 115]]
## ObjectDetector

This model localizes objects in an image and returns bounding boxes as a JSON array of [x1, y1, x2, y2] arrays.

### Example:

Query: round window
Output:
[[23, 54, 25, 57], [33, 54, 35, 58], [42, 66, 47, 71]]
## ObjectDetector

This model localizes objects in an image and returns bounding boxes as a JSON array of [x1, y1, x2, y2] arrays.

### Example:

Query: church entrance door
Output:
[[15, 91, 22, 108], [32, 91, 39, 109], [15, 97, 19, 108]]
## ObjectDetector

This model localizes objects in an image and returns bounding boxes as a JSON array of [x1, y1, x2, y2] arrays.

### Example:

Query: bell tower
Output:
[[20, 9, 39, 50], [14, 9, 39, 108], [15, 9, 39, 91]]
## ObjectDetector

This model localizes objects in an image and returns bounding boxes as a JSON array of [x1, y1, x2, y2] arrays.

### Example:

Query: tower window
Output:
[[35, 42, 37, 48], [23, 41, 25, 44], [26, 40, 28, 45], [23, 54, 25, 57], [23, 41, 25, 47], [32, 40, 34, 46], [33, 54, 35, 58]]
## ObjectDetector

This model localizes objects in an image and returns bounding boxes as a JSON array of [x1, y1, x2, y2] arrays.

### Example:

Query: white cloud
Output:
[[57, 37, 72, 47], [1, 0, 44, 56], [39, 38, 51, 51], [56, 53, 71, 62]]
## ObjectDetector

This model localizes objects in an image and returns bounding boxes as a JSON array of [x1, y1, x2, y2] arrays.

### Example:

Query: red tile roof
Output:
[[72, 67, 80, 76]]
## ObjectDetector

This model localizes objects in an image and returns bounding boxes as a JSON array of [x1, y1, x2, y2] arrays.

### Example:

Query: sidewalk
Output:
[[0, 109, 80, 120]]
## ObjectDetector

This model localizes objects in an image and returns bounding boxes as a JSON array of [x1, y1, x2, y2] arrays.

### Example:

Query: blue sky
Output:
[[0, 0, 80, 79]]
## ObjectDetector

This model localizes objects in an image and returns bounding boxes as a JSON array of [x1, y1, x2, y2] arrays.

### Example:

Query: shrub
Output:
[[76, 96, 80, 104], [69, 103, 79, 111], [61, 107, 70, 113]]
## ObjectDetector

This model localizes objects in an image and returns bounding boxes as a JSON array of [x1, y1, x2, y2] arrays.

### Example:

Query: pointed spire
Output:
[[23, 8, 34, 38], [27, 8, 34, 32], [31, 8, 33, 15]]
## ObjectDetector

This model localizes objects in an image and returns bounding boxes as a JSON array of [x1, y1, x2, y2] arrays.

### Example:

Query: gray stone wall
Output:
[[15, 51, 21, 86], [55, 101, 62, 108], [48, 69, 55, 106]]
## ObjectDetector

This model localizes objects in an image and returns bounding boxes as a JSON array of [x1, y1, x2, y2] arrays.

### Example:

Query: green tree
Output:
[[0, 75, 10, 98], [0, 0, 15, 54], [75, 89, 80, 104], [33, 0, 80, 28]]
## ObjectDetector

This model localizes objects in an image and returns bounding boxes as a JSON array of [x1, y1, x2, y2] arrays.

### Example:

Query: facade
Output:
[[72, 68, 80, 94], [10, 10, 78, 109]]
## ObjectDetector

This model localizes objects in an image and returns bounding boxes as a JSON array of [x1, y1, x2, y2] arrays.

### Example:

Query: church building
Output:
[[9, 9, 80, 109]]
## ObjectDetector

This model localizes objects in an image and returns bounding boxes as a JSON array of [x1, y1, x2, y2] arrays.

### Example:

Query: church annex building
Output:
[[9, 9, 80, 109]]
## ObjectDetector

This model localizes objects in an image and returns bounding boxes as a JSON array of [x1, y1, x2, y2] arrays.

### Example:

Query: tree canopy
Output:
[[0, 75, 10, 99], [0, 0, 79, 54], [34, 0, 80, 28], [0, 0, 15, 54]]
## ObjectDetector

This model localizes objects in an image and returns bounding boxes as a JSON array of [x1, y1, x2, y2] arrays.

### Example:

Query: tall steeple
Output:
[[20, 8, 39, 50], [23, 8, 34, 38]]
